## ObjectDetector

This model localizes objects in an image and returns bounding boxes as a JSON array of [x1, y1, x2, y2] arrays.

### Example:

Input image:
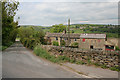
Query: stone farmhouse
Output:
[[44, 32, 80, 45], [44, 32, 115, 51]]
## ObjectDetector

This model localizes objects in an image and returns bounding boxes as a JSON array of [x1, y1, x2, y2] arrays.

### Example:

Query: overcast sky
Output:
[[14, 0, 119, 26]]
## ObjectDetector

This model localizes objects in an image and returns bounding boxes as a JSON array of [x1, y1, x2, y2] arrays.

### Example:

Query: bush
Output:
[[69, 58, 76, 63], [87, 59, 92, 65], [2, 46, 8, 51], [60, 40, 66, 46], [101, 65, 107, 69], [71, 42, 79, 47], [18, 27, 45, 49], [115, 46, 120, 51], [53, 41, 59, 46], [110, 66, 120, 71], [71, 42, 79, 46], [2, 41, 13, 51]]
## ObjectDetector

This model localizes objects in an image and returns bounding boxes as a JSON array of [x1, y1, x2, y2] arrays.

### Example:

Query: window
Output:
[[91, 40, 93, 43], [74, 38, 77, 41], [82, 39, 85, 42], [98, 39, 100, 42], [56, 37, 58, 40], [95, 40, 96, 43]]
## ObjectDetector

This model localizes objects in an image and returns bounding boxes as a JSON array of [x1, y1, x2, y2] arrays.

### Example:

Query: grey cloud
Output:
[[15, 2, 118, 26]]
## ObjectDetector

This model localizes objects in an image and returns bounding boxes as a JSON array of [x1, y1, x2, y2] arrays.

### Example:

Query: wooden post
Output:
[[68, 19, 70, 46]]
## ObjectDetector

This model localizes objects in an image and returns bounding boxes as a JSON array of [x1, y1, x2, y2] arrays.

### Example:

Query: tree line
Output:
[[2, 1, 19, 50], [18, 26, 45, 50]]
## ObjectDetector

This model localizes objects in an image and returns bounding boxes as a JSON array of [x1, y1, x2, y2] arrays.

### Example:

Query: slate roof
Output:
[[46, 33, 80, 38], [80, 34, 106, 39], [46, 33, 106, 39]]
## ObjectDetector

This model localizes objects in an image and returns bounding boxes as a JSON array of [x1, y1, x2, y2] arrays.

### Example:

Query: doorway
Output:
[[90, 45, 93, 49]]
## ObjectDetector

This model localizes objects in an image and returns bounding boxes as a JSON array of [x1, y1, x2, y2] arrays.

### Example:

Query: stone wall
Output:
[[41, 45, 119, 68]]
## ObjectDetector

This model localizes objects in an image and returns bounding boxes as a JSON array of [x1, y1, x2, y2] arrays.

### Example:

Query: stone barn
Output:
[[79, 34, 107, 50]]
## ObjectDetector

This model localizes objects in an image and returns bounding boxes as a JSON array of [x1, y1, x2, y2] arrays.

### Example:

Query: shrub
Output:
[[53, 41, 59, 46], [2, 41, 13, 51], [2, 46, 8, 51], [69, 58, 76, 63], [110, 66, 120, 71], [115, 46, 120, 51], [71, 42, 79, 47], [60, 40, 66, 46], [18, 27, 45, 49], [87, 59, 92, 65], [101, 65, 107, 69]]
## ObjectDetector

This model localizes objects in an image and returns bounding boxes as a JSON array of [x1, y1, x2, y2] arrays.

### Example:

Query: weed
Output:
[[76, 60, 85, 65], [110, 66, 120, 72], [101, 65, 107, 69]]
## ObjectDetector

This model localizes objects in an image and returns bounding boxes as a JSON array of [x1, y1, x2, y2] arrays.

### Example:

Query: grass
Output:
[[101, 65, 108, 69], [76, 60, 85, 65], [34, 45, 120, 72], [34, 45, 84, 64], [34, 45, 70, 63], [109, 66, 120, 72]]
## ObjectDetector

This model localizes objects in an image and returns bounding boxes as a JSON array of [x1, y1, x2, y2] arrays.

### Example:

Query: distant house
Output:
[[45, 33, 115, 51]]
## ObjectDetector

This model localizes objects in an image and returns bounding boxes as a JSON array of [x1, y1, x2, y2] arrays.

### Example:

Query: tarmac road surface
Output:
[[2, 41, 84, 78]]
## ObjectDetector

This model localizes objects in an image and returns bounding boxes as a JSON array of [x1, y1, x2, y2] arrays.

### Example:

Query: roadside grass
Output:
[[75, 60, 85, 65], [110, 66, 120, 72], [34, 45, 71, 63], [34, 45, 120, 72]]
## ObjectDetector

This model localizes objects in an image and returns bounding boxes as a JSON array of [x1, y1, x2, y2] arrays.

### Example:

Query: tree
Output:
[[2, 1, 19, 47], [50, 24, 66, 33], [18, 27, 45, 49]]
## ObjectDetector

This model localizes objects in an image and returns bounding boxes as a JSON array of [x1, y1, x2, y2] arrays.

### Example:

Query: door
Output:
[[90, 45, 93, 49]]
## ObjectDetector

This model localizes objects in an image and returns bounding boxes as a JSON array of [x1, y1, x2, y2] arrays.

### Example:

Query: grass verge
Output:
[[34, 45, 71, 63], [34, 45, 120, 72]]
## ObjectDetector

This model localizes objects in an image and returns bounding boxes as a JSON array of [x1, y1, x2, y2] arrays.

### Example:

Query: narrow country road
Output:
[[2, 41, 84, 78]]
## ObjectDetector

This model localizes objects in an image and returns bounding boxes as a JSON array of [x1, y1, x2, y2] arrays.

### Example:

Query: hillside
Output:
[[20, 24, 119, 38]]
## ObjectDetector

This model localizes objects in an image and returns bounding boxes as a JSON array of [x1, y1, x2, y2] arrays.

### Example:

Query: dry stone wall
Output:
[[41, 45, 119, 68]]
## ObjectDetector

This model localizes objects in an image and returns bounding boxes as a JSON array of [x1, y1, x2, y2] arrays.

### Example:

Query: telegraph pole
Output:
[[68, 19, 70, 46]]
